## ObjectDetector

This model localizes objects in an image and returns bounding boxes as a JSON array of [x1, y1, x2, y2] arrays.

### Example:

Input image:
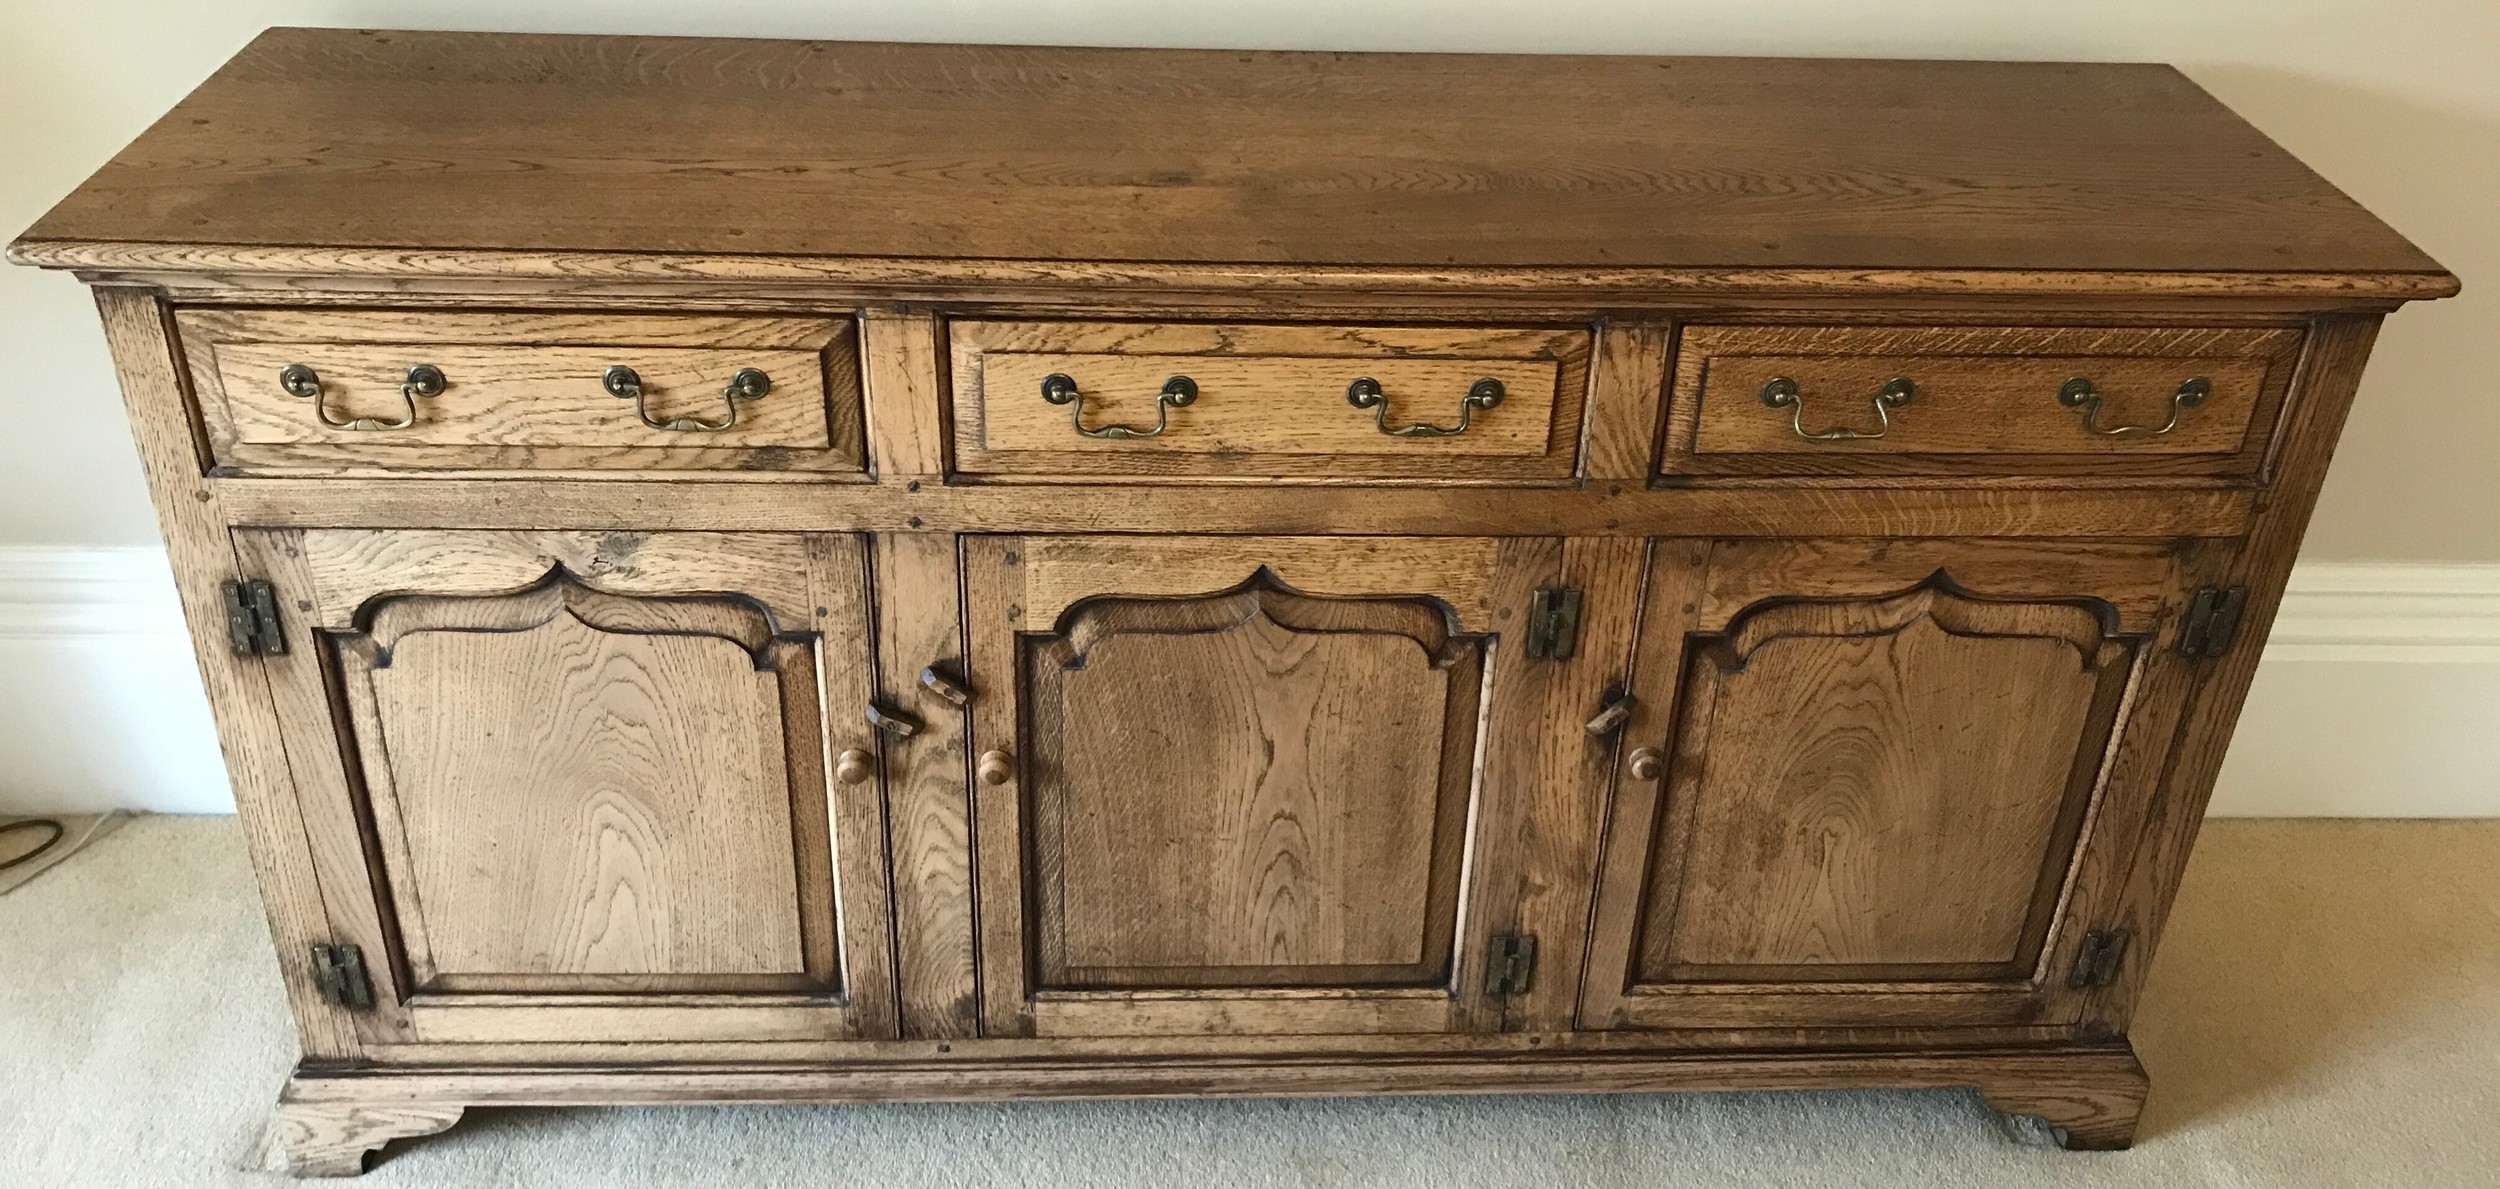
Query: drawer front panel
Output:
[[177, 309, 865, 476], [1665, 325, 2304, 478], [952, 321, 1590, 481]]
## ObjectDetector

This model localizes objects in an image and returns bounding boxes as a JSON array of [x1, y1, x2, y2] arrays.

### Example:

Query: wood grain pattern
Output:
[[263, 1101, 465, 1177], [952, 321, 1587, 481], [237, 528, 421, 1047], [248, 529, 898, 1044], [873, 534, 980, 1039], [1643, 581, 2124, 979], [2077, 314, 2391, 1033], [1477, 535, 1650, 1034], [353, 1022, 2097, 1066], [272, 1039, 2150, 1149], [173, 308, 863, 476], [1580, 322, 1675, 481], [16, 240, 2465, 305], [966, 535, 1548, 1037], [1667, 324, 2303, 477], [1580, 540, 2195, 1031], [14, 31, 2450, 285], [1028, 575, 1480, 988], [90, 291, 369, 1061], [289, 530, 820, 628], [1009, 536, 1502, 631], [861, 308, 950, 479], [359, 577, 819, 990], [210, 476, 2264, 539]]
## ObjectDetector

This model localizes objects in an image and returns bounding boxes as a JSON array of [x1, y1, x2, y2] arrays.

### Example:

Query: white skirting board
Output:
[[1, 546, 2495, 817]]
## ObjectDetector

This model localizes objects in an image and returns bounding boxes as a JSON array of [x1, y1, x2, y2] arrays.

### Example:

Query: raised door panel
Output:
[[237, 530, 896, 1046], [966, 535, 1562, 1038], [1030, 578, 1480, 990], [1581, 540, 2206, 1031]]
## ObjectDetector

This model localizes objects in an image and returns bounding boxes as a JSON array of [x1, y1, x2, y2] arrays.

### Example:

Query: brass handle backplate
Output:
[[1346, 377, 1504, 437], [977, 749, 1016, 786], [280, 363, 442, 431], [606, 365, 770, 433], [1040, 372, 1197, 439], [2058, 376, 2210, 437], [1758, 376, 1914, 441], [834, 748, 875, 785]]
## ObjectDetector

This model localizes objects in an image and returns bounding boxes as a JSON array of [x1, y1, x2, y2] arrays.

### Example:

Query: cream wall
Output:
[[2, 1, 2494, 814]]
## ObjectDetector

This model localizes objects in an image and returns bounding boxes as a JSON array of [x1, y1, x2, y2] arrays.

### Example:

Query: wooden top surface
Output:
[[10, 28, 2455, 296]]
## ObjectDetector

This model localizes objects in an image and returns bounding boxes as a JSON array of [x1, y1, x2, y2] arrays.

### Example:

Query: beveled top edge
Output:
[[2, 239, 2463, 304]]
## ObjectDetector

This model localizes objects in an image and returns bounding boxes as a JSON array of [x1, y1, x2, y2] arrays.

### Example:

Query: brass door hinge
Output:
[[1524, 588, 1582, 660], [2068, 929, 2131, 989], [2177, 586, 2248, 659], [310, 942, 374, 1009], [221, 578, 287, 657], [1484, 934, 1537, 996]]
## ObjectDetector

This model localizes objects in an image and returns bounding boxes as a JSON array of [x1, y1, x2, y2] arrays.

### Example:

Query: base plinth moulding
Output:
[[266, 1040, 2147, 1173]]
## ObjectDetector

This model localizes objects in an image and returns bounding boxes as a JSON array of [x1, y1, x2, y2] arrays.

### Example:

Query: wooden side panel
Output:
[[951, 321, 1590, 481], [94, 290, 367, 1060], [2079, 313, 2388, 1030]]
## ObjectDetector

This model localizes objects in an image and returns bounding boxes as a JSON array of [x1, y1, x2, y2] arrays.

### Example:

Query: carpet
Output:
[[3, 817, 2494, 1186]]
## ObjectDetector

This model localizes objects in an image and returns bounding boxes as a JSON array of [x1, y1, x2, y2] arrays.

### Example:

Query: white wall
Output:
[[2, 1, 2495, 814]]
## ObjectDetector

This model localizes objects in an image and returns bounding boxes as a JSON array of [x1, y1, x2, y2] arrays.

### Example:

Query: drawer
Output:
[[175, 309, 865, 476], [1661, 325, 2306, 479], [950, 321, 1590, 481]]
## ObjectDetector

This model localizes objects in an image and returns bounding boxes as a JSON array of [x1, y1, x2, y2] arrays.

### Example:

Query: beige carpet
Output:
[[3, 818, 2495, 1186]]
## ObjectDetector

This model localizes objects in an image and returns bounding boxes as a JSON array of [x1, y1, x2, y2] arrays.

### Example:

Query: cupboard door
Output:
[[1581, 540, 2206, 1031], [964, 535, 1563, 1038], [237, 530, 896, 1046]]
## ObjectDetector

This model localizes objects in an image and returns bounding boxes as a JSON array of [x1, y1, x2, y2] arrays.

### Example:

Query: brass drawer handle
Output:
[[605, 365, 770, 433], [279, 363, 442, 431], [1346, 377, 1504, 437], [2058, 376, 2210, 437], [1039, 372, 1197, 439], [1758, 376, 1914, 441]]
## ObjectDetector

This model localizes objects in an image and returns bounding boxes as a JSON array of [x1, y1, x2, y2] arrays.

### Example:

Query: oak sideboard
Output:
[[9, 28, 2456, 1175]]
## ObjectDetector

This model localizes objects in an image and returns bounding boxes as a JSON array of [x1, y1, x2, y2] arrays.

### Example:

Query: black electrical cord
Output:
[[0, 818, 66, 874]]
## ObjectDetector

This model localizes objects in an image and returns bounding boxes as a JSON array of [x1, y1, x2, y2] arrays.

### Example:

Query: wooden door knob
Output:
[[834, 748, 875, 785], [977, 749, 1015, 786], [1626, 747, 1663, 781]]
